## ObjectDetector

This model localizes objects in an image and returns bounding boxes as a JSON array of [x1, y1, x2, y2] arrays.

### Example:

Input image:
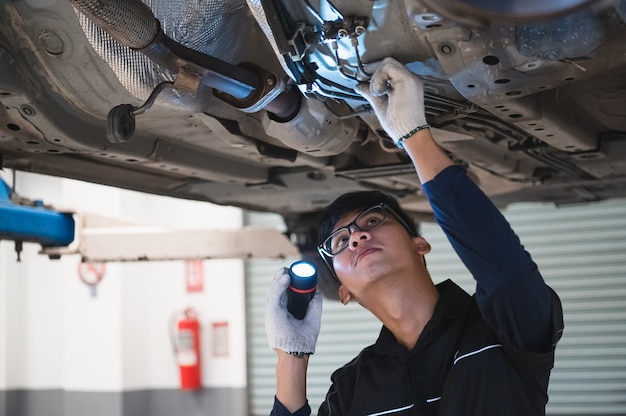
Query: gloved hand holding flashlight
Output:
[[265, 263, 323, 356]]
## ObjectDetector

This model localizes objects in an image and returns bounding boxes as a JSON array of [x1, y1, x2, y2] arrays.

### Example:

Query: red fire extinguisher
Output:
[[170, 308, 202, 390]]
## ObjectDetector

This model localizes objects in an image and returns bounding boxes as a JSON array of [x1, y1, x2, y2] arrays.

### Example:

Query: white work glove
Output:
[[265, 267, 323, 356], [355, 57, 428, 144]]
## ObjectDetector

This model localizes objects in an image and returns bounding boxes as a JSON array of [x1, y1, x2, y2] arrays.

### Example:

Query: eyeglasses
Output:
[[317, 203, 394, 257]]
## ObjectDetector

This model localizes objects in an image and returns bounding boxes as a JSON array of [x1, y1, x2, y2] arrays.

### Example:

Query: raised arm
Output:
[[356, 58, 556, 352]]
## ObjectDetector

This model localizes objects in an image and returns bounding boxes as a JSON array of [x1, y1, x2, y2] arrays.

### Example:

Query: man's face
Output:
[[328, 205, 421, 299]]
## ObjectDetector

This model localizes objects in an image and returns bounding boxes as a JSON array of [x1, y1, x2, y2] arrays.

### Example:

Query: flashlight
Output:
[[287, 260, 318, 320]]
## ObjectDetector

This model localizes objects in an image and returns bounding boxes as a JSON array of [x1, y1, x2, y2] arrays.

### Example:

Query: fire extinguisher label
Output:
[[177, 329, 198, 366]]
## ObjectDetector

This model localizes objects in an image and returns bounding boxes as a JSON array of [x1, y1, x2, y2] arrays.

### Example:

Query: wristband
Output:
[[396, 124, 430, 149], [289, 351, 311, 358]]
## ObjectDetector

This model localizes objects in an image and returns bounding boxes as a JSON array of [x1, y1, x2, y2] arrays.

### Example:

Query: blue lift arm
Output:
[[0, 179, 75, 249]]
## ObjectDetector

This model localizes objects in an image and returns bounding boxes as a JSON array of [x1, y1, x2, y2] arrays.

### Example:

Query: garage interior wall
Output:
[[0, 171, 248, 416], [246, 198, 626, 416]]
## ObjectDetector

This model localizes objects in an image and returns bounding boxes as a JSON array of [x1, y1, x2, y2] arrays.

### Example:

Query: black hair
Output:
[[316, 190, 419, 300]]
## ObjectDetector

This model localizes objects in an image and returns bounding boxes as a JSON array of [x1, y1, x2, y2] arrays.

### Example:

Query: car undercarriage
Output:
[[1, 0, 626, 251]]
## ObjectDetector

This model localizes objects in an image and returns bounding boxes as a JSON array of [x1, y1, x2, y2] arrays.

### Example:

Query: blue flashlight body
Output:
[[287, 260, 317, 320]]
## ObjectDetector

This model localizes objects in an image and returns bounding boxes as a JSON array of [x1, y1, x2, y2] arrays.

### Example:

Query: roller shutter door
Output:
[[245, 199, 626, 415]]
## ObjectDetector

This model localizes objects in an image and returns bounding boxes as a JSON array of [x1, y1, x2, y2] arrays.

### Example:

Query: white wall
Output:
[[0, 170, 246, 391]]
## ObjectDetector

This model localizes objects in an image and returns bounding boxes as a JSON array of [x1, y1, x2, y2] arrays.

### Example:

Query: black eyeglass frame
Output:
[[316, 203, 416, 258]]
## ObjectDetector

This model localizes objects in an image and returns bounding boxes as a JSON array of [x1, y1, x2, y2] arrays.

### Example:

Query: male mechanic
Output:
[[265, 57, 564, 416]]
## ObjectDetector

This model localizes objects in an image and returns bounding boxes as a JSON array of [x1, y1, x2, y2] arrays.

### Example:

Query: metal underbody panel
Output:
[[1, 0, 626, 250]]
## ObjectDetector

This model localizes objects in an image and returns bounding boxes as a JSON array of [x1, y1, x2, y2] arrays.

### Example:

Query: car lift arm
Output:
[[41, 211, 300, 262], [0, 179, 299, 262]]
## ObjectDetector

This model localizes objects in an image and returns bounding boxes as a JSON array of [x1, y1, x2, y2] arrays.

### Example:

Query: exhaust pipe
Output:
[[69, 0, 300, 119]]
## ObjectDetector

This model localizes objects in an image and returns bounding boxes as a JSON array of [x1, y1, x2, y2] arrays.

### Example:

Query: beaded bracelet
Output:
[[396, 123, 431, 149], [289, 351, 311, 358]]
